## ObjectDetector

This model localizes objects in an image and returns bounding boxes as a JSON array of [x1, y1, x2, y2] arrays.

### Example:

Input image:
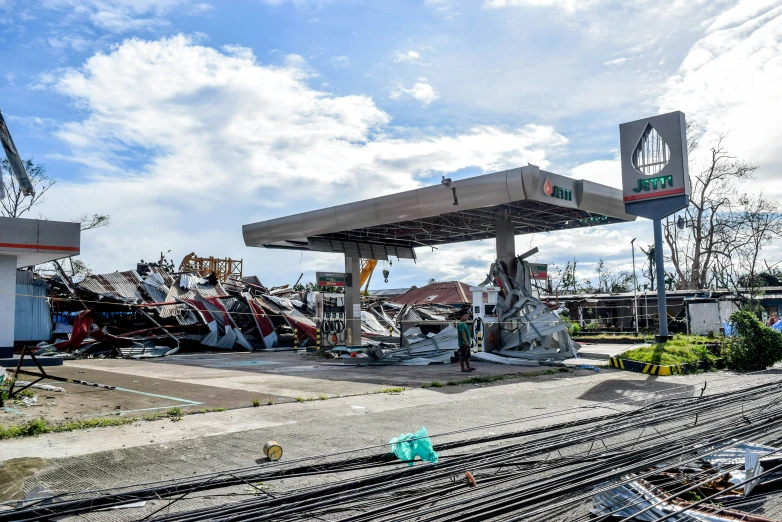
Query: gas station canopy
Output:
[[243, 165, 635, 258]]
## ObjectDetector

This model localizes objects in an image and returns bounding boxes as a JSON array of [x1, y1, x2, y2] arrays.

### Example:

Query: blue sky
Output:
[[2, 0, 781, 289]]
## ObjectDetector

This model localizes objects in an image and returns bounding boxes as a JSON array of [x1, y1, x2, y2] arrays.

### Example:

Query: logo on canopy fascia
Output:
[[543, 178, 553, 196], [620, 111, 691, 220], [543, 177, 572, 201]]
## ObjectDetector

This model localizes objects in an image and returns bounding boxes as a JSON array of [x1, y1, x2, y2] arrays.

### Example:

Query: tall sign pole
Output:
[[620, 111, 690, 341], [631, 238, 638, 336]]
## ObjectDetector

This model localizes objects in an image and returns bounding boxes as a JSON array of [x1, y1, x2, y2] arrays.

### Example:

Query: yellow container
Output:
[[263, 440, 283, 461]]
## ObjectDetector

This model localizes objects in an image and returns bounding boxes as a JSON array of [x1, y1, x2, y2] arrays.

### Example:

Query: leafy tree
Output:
[[293, 282, 344, 293], [724, 309, 782, 372], [738, 271, 782, 288]]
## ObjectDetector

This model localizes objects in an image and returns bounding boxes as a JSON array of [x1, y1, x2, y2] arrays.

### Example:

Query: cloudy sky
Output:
[[1, 0, 780, 289]]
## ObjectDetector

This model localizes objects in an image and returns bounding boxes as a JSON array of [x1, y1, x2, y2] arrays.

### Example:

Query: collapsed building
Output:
[[10, 244, 580, 367]]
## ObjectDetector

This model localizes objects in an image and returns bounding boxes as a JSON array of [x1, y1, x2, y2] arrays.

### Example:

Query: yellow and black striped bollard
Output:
[[316, 322, 322, 351], [294, 327, 299, 350], [477, 330, 483, 352]]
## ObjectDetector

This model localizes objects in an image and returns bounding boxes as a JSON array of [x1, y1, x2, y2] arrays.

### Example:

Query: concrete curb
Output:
[[608, 357, 711, 376]]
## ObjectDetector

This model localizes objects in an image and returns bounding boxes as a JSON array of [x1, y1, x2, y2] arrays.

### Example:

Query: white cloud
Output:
[[390, 78, 440, 105], [40, 0, 210, 33], [394, 50, 421, 63], [44, 35, 566, 278], [424, 0, 459, 20], [569, 159, 621, 189], [659, 0, 782, 196], [482, 0, 602, 12], [331, 55, 350, 68], [603, 57, 627, 66]]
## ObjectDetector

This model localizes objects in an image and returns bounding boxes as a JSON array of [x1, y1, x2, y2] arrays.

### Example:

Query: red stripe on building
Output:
[[623, 188, 684, 202], [0, 242, 79, 252]]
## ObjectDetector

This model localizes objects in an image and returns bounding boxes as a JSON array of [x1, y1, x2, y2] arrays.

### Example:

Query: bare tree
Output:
[[545, 263, 562, 294], [711, 194, 782, 298], [78, 213, 111, 231], [596, 258, 632, 293], [663, 136, 758, 289], [1, 158, 56, 217], [560, 259, 580, 294], [639, 244, 656, 291]]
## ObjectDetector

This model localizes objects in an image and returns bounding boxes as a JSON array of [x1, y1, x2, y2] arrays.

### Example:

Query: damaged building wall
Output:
[[14, 271, 52, 342]]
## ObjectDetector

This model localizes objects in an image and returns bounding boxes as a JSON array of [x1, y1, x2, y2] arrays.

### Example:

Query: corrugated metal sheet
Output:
[[77, 271, 144, 302], [391, 282, 471, 305], [370, 288, 412, 297], [15, 272, 52, 342], [179, 274, 206, 289]]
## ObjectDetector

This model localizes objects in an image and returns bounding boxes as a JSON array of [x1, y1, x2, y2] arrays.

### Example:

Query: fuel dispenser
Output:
[[470, 286, 501, 352], [308, 292, 347, 348]]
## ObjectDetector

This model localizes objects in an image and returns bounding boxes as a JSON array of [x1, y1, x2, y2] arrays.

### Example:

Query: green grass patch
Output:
[[0, 405, 231, 440], [317, 395, 329, 401], [252, 399, 261, 407], [373, 387, 406, 394], [295, 397, 305, 402], [423, 370, 569, 389], [573, 332, 655, 341], [618, 335, 717, 366], [0, 416, 138, 440], [267, 399, 275, 406]]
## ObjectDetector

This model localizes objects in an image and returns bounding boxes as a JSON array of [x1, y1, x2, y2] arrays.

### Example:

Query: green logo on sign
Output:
[[632, 175, 673, 193], [551, 186, 572, 201]]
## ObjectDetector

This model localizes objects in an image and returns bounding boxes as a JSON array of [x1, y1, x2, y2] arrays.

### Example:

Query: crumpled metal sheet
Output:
[[484, 260, 578, 361], [77, 271, 144, 302], [370, 325, 457, 365]]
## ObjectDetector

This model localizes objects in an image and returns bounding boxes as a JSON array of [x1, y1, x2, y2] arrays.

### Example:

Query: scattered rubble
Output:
[[14, 250, 578, 365], [593, 441, 782, 521]]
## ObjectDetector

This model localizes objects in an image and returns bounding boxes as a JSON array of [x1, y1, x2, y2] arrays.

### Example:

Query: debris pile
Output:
[[26, 261, 467, 360], [39, 263, 322, 357], [593, 442, 782, 521], [481, 257, 578, 361], [16, 248, 579, 364]]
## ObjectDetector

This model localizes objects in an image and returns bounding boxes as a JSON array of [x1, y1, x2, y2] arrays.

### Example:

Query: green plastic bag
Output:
[[389, 426, 438, 466]]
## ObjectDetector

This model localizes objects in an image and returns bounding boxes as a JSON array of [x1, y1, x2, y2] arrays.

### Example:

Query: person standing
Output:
[[457, 311, 475, 372], [768, 313, 778, 327]]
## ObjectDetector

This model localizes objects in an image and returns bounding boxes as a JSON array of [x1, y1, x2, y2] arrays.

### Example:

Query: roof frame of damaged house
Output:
[[243, 165, 636, 347]]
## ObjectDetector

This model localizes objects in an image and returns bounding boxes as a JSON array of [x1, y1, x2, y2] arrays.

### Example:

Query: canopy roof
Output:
[[243, 165, 634, 260]]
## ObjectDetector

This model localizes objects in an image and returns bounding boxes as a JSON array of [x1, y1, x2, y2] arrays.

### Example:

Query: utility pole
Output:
[[631, 238, 639, 335]]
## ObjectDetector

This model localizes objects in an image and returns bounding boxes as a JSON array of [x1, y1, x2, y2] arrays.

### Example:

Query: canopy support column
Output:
[[344, 255, 361, 348], [495, 218, 516, 280]]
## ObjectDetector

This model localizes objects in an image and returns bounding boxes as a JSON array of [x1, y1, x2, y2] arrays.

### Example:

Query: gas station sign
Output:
[[620, 111, 691, 220], [530, 264, 547, 280], [316, 271, 348, 287]]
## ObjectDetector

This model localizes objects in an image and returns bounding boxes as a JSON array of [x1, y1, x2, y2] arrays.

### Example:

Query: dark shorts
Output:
[[458, 345, 471, 362]]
